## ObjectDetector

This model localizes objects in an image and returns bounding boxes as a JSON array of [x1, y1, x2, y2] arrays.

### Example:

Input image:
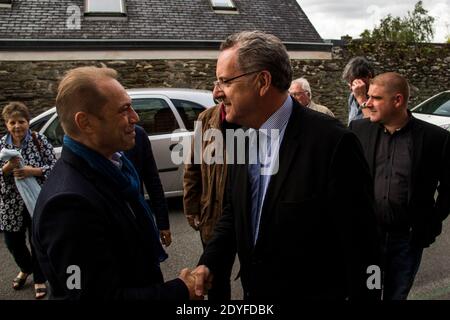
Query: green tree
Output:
[[360, 1, 435, 43]]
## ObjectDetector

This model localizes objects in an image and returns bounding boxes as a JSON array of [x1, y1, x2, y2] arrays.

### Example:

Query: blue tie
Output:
[[249, 131, 263, 244]]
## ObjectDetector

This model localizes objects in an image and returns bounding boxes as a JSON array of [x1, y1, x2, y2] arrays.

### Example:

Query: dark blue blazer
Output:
[[32, 147, 187, 300]]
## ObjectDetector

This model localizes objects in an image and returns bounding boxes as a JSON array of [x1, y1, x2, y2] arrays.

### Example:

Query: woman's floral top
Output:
[[0, 131, 56, 232]]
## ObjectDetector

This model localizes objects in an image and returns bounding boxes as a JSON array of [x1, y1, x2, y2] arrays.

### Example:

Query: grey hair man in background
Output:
[[289, 77, 335, 117]]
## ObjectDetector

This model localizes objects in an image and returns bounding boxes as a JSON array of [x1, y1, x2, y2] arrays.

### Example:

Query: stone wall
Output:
[[0, 41, 449, 132]]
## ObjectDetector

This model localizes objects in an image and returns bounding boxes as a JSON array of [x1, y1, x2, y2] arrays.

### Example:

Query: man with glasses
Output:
[[191, 31, 381, 300], [289, 77, 335, 117]]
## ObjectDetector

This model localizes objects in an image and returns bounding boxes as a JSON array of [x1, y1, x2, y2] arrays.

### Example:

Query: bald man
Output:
[[350, 72, 450, 300]]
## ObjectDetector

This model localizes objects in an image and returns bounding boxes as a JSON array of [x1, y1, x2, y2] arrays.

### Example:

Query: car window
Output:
[[413, 92, 450, 117], [132, 98, 180, 135], [30, 113, 53, 132], [171, 99, 206, 130], [43, 117, 64, 147]]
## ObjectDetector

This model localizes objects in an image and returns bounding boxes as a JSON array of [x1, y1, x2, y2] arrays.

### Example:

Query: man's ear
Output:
[[258, 71, 272, 96], [394, 93, 405, 109], [74, 111, 93, 133]]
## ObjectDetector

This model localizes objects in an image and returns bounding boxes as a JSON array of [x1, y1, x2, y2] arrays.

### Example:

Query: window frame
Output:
[[84, 0, 127, 19], [209, 0, 237, 11], [0, 0, 12, 9]]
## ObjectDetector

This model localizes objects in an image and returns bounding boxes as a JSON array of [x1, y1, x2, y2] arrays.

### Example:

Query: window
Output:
[[84, 0, 127, 18], [413, 92, 450, 117], [44, 118, 65, 148], [171, 99, 206, 131], [132, 98, 180, 135], [30, 113, 53, 133], [0, 0, 12, 9], [210, 0, 236, 10]]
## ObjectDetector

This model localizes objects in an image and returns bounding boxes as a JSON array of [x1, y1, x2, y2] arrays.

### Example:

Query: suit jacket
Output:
[[199, 100, 381, 300], [350, 117, 450, 248], [124, 125, 169, 230], [32, 147, 188, 300]]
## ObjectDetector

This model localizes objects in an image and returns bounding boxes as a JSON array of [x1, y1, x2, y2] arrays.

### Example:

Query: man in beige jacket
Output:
[[183, 103, 237, 300], [289, 77, 335, 117]]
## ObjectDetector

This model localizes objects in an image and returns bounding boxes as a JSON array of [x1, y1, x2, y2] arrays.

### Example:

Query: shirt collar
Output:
[[6, 129, 31, 148], [110, 152, 123, 169], [259, 95, 293, 136], [381, 110, 413, 134]]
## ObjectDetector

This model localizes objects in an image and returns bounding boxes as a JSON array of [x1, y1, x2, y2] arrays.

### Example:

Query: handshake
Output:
[[178, 265, 212, 300]]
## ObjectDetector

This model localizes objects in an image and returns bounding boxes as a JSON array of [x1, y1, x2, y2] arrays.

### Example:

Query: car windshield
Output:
[[412, 92, 450, 117]]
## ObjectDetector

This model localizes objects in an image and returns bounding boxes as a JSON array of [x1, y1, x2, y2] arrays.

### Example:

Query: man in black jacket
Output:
[[125, 125, 172, 247], [192, 31, 381, 300], [350, 72, 450, 300], [32, 66, 198, 300]]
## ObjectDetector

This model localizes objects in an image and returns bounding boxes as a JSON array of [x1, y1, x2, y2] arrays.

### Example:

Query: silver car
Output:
[[411, 90, 450, 131], [29, 88, 215, 197]]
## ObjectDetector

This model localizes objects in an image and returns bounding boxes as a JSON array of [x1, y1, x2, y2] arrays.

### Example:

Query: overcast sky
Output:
[[297, 0, 449, 43]]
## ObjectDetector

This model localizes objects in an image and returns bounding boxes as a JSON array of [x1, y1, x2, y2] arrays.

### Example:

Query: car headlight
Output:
[[440, 123, 450, 131]]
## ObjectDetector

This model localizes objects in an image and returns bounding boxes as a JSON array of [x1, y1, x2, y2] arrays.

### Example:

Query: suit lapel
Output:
[[234, 163, 253, 249], [256, 104, 304, 241], [61, 148, 155, 253]]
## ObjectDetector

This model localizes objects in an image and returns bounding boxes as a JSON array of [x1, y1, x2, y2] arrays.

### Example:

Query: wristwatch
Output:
[[360, 101, 368, 109]]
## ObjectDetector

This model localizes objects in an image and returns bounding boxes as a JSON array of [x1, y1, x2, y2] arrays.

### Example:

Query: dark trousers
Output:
[[382, 230, 423, 300], [3, 213, 46, 284], [201, 239, 234, 301]]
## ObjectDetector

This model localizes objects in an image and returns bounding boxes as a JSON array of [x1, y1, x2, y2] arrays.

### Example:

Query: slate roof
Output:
[[0, 0, 323, 43]]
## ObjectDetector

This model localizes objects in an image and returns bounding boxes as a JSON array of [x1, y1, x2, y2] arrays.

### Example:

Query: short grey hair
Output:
[[342, 56, 374, 83], [291, 78, 312, 99], [220, 30, 293, 91]]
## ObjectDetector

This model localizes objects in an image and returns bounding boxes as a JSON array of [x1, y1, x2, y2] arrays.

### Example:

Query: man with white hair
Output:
[[289, 77, 334, 117]]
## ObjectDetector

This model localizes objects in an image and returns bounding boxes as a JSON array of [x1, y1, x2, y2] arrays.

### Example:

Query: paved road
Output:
[[1, 197, 449, 300]]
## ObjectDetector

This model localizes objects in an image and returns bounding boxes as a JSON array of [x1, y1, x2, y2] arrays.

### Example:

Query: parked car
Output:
[[29, 88, 215, 197], [411, 90, 450, 131]]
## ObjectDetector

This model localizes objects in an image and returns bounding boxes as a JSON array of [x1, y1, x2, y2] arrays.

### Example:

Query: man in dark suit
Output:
[[192, 31, 381, 300], [125, 125, 172, 247], [32, 66, 198, 300], [350, 72, 450, 300]]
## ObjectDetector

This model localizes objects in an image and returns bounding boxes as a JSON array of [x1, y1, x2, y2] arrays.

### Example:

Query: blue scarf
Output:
[[63, 135, 168, 264]]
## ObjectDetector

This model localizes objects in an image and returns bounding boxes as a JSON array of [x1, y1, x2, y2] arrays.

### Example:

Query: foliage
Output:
[[360, 1, 435, 43]]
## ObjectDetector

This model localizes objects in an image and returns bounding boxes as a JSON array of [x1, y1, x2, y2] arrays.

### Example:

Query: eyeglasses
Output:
[[289, 91, 308, 98], [213, 70, 262, 90]]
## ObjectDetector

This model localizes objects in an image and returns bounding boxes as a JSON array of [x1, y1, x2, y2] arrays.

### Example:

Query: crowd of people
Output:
[[1, 30, 449, 301]]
